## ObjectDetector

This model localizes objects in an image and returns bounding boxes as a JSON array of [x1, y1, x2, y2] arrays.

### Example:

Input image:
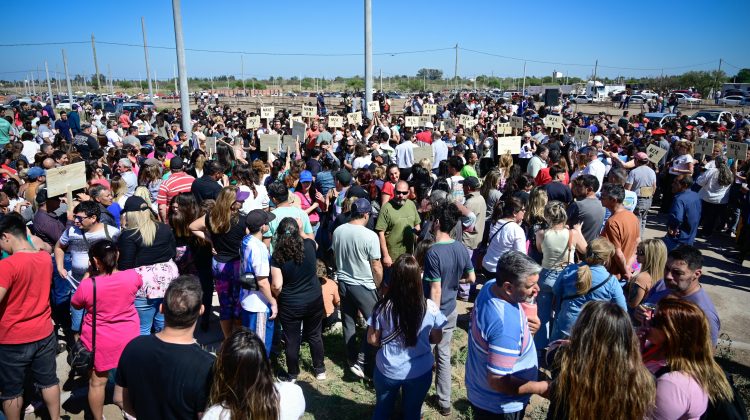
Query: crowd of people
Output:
[[0, 89, 748, 419]]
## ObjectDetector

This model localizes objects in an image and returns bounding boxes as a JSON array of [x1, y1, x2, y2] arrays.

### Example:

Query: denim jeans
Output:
[[134, 297, 164, 335], [373, 368, 432, 420], [241, 306, 275, 357], [536, 268, 562, 351]]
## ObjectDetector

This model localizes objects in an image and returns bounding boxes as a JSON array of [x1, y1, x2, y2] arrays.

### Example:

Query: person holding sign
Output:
[[662, 141, 695, 214], [695, 156, 733, 237], [625, 152, 657, 235]]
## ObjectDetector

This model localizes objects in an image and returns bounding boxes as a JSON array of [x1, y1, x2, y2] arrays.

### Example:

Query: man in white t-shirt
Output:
[[394, 131, 415, 179], [105, 120, 123, 148], [432, 131, 449, 172], [582, 146, 606, 192]]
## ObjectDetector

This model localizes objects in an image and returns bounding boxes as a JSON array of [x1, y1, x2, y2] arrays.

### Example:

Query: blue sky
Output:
[[2, 0, 748, 83]]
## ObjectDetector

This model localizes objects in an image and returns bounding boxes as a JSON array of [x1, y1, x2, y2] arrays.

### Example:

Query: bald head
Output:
[[42, 158, 56, 170]]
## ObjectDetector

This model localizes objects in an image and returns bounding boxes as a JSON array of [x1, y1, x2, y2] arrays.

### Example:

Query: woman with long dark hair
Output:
[[294, 170, 326, 235], [367, 254, 445, 419], [696, 156, 733, 237], [270, 217, 326, 381], [203, 328, 305, 420], [235, 163, 269, 214]]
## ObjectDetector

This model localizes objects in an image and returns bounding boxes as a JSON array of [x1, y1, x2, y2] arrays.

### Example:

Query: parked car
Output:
[[719, 95, 748, 106], [629, 95, 647, 104], [644, 112, 677, 128], [674, 92, 702, 105], [56, 100, 74, 110], [570, 94, 593, 104], [673, 89, 702, 99], [137, 100, 156, 111], [689, 110, 734, 125], [637, 90, 658, 99], [723, 89, 750, 98], [114, 102, 143, 117]]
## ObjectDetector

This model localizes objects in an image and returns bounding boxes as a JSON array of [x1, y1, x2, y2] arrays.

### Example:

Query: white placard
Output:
[[45, 161, 86, 197], [260, 106, 274, 119], [347, 111, 362, 125], [646, 144, 668, 164], [496, 122, 511, 135], [405, 116, 419, 128], [245, 116, 260, 129], [259, 134, 280, 152], [205, 136, 217, 156], [413, 145, 433, 164], [544, 114, 563, 129], [496, 136, 521, 155], [423, 103, 436, 116], [367, 101, 379, 114], [419, 116, 432, 127], [726, 141, 749, 161], [695, 139, 714, 156], [292, 121, 306, 142], [510, 116, 524, 129], [574, 127, 591, 145], [459, 114, 472, 127], [328, 115, 343, 128], [302, 105, 317, 118]]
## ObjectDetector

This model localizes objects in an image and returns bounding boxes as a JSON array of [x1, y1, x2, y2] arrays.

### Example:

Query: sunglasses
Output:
[[395, 190, 409, 196], [74, 215, 92, 222]]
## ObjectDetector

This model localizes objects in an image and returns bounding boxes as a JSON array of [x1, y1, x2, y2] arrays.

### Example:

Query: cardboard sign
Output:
[[405, 116, 419, 128], [281, 135, 297, 151], [413, 145, 433, 164], [464, 119, 478, 129], [301, 105, 317, 118], [496, 136, 522, 155], [45, 161, 86, 197], [543, 114, 563, 129], [292, 121, 306, 141], [459, 114, 472, 127], [347, 111, 362, 125], [205, 136, 217, 156], [510, 116, 524, 129], [260, 106, 274, 119], [259, 134, 280, 152], [245, 116, 260, 129], [419, 116, 432, 127], [496, 122, 511, 136], [695, 139, 714, 156], [423, 103, 437, 116], [367, 101, 379, 114], [328, 115, 343, 128], [726, 141, 749, 161], [646, 144, 668, 164], [574, 127, 591, 145]]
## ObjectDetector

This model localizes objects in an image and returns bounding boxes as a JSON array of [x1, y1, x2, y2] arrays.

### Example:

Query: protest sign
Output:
[[510, 116, 524, 129], [496, 122, 511, 135], [574, 127, 591, 146], [694, 139, 714, 156], [328, 115, 343, 128], [413, 145, 433, 164], [245, 116, 260, 129], [459, 114, 472, 127], [544, 114, 563, 129], [419, 116, 432, 127], [259, 134, 280, 152], [726, 141, 749, 161], [347, 111, 362, 125], [367, 101, 379, 114], [292, 121, 306, 141], [46, 161, 86, 197], [302, 105, 317, 118], [260, 106, 275, 119], [438, 121, 445, 132], [290, 115, 303, 125], [465, 119, 478, 129], [281, 135, 297, 151], [405, 116, 419, 128], [496, 136, 521, 155], [423, 103, 436, 116], [206, 136, 217, 156], [646, 144, 668, 164]]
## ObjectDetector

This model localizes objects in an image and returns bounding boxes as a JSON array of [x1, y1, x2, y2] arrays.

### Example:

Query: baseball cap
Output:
[[81, 123, 91, 130], [245, 209, 275, 232], [170, 156, 184, 170], [121, 196, 151, 214], [235, 190, 251, 202], [424, 122, 434, 129], [652, 128, 666, 135], [635, 152, 649, 161], [300, 170, 313, 183], [351, 198, 372, 215], [335, 169, 352, 186], [346, 185, 369, 200], [461, 176, 480, 189], [27, 166, 46, 180]]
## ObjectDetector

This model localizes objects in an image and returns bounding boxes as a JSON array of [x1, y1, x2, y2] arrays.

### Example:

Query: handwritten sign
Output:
[[646, 144, 668, 164], [574, 127, 591, 146], [292, 121, 306, 142], [464, 119, 478, 129], [367, 101, 379, 114], [496, 122, 511, 136], [544, 114, 563, 129], [45, 161, 86, 197], [260, 106, 275, 119], [496, 136, 521, 155], [726, 141, 749, 161], [423, 103, 437, 116], [413, 145, 433, 164], [328, 115, 343, 128], [347, 111, 362, 125], [419, 116, 432, 127], [405, 116, 419, 128], [281, 135, 297, 151], [290, 115, 303, 124], [510, 116, 524, 129], [459, 114, 472, 127], [301, 105, 317, 118], [259, 134, 280, 152], [245, 116, 260, 129], [694, 139, 714, 156]]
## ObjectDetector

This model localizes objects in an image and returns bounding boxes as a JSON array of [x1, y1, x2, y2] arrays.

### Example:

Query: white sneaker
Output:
[[349, 363, 366, 379], [316, 372, 327, 381]]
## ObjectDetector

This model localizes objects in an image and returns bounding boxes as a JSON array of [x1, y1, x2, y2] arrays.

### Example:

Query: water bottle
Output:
[[520, 295, 538, 320]]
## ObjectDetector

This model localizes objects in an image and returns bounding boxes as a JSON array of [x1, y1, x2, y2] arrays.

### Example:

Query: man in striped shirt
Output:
[[156, 156, 195, 222]]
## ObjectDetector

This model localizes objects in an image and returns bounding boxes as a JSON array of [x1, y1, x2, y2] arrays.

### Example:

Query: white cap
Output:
[[424, 122, 434, 129]]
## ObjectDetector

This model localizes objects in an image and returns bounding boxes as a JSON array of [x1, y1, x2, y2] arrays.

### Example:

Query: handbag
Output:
[[67, 277, 96, 376]]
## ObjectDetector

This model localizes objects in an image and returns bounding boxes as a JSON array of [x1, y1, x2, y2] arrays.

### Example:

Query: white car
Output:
[[570, 94, 593, 104], [56, 100, 74, 110], [629, 95, 647, 104], [674, 92, 701, 105], [719, 95, 747, 106], [689, 110, 734, 125], [638, 90, 658, 99]]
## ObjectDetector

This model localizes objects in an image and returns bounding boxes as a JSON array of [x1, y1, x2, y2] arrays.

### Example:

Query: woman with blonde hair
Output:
[[110, 176, 128, 208], [137, 162, 163, 206], [627, 238, 667, 311], [117, 195, 177, 335], [524, 187, 548, 263], [551, 237, 627, 340], [189, 185, 250, 338], [497, 153, 514, 189], [645, 298, 735, 419], [547, 301, 655, 420]]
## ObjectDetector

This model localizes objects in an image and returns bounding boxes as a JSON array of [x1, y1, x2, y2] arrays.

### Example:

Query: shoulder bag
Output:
[[68, 277, 96, 376]]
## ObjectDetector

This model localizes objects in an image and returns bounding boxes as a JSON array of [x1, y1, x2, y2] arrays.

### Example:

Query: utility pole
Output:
[[154, 70, 159, 95], [712, 59, 723, 100], [522, 61, 527, 96], [45, 61, 55, 108], [171, 0, 192, 135], [454, 43, 459, 90], [423, 73, 426, 91], [380, 69, 383, 92], [141, 17, 154, 101], [62, 49, 74, 108], [91, 34, 101, 90], [364, 0, 373, 118], [108, 64, 112, 92], [592, 59, 598, 97], [241, 55, 246, 96]]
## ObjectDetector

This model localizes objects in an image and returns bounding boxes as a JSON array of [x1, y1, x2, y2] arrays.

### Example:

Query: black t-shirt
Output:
[[272, 238, 322, 308], [191, 175, 222, 203], [72, 133, 100, 159], [115, 335, 214, 420], [117, 223, 177, 270], [207, 214, 246, 263]]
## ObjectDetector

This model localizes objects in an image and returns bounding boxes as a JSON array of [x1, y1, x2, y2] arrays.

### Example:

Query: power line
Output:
[[722, 60, 744, 70]]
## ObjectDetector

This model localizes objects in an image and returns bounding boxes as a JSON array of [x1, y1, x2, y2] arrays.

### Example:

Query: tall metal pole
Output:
[[107, 64, 112, 92], [62, 49, 74, 108], [154, 70, 159, 95], [454, 43, 459, 90], [712, 59, 723, 100], [171, 0, 192, 135], [241, 55, 246, 96], [379, 69, 383, 92], [522, 61, 527, 96], [91, 34, 101, 90], [592, 59, 598, 97], [141, 17, 154, 101], [45, 61, 55, 108], [364, 0, 373, 118], [31, 71, 37, 95]]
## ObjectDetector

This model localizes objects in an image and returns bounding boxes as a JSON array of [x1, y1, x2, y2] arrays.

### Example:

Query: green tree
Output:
[[301, 78, 314, 89], [346, 78, 365, 90], [733, 68, 750, 83], [416, 68, 443, 81], [117, 80, 133, 89]]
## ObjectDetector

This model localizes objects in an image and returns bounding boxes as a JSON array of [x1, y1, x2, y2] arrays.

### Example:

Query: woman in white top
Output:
[[203, 328, 305, 420], [481, 197, 527, 275], [696, 156, 733, 236], [663, 140, 695, 212], [235, 164, 270, 214]]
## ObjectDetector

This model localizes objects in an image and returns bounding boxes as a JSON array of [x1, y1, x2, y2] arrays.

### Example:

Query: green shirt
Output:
[[374, 200, 420, 260], [459, 164, 477, 178], [0, 118, 11, 145]]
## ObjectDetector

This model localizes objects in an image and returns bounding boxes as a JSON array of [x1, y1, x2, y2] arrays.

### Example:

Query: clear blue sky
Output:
[[2, 0, 748, 83]]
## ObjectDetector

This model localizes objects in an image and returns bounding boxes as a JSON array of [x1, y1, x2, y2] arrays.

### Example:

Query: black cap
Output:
[[245, 209, 275, 232], [35, 188, 49, 205], [335, 169, 352, 186], [121, 196, 150, 214], [170, 156, 184, 170], [461, 176, 480, 189], [346, 185, 369, 200]]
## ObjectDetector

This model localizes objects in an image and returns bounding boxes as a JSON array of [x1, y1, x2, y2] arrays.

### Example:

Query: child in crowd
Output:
[[318, 259, 341, 332]]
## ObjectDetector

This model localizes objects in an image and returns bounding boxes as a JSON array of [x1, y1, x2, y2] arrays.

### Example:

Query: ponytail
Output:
[[576, 265, 593, 294]]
